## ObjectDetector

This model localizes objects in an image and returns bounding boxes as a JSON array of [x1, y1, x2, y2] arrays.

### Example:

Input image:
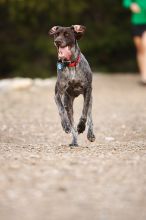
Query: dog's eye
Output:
[[55, 33, 59, 37], [64, 32, 69, 37]]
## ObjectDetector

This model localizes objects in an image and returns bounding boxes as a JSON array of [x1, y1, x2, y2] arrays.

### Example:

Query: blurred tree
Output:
[[0, 0, 136, 78]]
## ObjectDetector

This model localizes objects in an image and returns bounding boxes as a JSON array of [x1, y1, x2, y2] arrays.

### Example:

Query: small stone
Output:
[[105, 136, 115, 141]]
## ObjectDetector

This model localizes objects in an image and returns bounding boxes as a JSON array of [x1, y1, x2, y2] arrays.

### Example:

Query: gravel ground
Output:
[[0, 74, 146, 220]]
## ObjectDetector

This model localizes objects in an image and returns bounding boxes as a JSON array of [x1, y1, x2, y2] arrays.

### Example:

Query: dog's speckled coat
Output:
[[49, 25, 95, 146]]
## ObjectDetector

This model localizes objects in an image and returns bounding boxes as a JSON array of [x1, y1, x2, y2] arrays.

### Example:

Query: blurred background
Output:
[[0, 0, 137, 78]]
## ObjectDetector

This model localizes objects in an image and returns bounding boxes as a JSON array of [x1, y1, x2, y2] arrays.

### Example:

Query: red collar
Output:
[[68, 55, 80, 67], [57, 55, 80, 71]]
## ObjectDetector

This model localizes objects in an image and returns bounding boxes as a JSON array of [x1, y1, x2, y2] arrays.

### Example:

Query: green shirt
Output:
[[123, 0, 146, 24]]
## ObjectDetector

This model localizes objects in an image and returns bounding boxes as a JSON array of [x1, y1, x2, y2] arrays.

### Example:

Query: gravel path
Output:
[[0, 74, 146, 220]]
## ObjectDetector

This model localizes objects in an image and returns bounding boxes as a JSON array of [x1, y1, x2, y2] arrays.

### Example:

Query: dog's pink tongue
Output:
[[58, 46, 72, 60]]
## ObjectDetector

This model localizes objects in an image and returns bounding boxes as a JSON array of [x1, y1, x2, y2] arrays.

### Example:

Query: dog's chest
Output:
[[67, 79, 84, 97], [68, 68, 76, 80], [59, 68, 86, 96]]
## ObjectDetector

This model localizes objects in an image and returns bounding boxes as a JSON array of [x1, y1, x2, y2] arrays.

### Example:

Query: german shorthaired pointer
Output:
[[49, 25, 95, 146]]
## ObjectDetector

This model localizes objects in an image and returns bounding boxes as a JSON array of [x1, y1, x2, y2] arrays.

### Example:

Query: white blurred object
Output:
[[0, 79, 11, 91], [0, 78, 32, 91], [0, 77, 55, 91], [11, 78, 33, 90]]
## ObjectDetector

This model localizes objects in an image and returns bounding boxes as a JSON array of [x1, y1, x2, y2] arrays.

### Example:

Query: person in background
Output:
[[123, 0, 146, 85]]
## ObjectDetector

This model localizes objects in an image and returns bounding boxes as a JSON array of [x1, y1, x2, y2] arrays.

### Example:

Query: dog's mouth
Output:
[[58, 46, 72, 61]]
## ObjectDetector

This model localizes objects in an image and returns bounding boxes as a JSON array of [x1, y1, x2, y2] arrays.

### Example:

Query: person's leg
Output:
[[133, 36, 144, 80], [133, 36, 146, 83], [141, 31, 146, 82]]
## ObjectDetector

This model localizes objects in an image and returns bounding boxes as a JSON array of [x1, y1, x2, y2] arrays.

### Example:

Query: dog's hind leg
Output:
[[87, 96, 95, 142], [63, 94, 78, 146]]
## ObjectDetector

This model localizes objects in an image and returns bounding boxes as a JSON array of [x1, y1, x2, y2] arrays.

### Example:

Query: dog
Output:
[[49, 25, 95, 146]]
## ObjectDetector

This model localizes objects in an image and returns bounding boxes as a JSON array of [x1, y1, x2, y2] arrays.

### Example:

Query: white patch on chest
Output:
[[69, 68, 76, 80]]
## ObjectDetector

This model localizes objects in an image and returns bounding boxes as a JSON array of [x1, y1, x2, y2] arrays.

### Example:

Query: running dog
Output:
[[49, 25, 95, 146]]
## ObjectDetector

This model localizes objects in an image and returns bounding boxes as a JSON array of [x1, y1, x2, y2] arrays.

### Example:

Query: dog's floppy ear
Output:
[[71, 25, 86, 40], [48, 26, 59, 36]]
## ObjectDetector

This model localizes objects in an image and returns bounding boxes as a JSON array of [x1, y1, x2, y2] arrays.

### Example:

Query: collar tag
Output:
[[57, 62, 64, 71]]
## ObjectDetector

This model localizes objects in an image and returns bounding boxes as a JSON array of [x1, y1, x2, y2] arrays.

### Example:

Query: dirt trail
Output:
[[0, 74, 146, 220]]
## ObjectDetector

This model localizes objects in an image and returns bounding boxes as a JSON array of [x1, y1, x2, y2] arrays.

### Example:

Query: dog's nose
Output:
[[55, 39, 62, 46]]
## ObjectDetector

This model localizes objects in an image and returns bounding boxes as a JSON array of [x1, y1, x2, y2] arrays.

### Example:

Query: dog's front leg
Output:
[[63, 94, 78, 146], [77, 87, 92, 134], [55, 89, 71, 134]]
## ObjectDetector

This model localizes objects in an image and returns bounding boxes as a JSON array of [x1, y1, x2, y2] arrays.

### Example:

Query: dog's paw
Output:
[[77, 117, 86, 134], [87, 130, 96, 142], [69, 142, 78, 147], [61, 119, 71, 134]]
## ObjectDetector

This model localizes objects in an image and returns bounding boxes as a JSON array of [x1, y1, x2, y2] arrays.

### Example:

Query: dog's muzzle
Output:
[[58, 46, 72, 60]]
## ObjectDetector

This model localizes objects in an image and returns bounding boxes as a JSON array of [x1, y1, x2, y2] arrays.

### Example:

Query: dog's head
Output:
[[49, 25, 86, 60]]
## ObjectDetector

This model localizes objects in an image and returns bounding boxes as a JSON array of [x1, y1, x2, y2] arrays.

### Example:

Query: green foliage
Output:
[[0, 0, 136, 78]]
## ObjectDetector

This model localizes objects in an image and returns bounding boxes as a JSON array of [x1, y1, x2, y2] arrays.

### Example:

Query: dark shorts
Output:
[[132, 24, 146, 37]]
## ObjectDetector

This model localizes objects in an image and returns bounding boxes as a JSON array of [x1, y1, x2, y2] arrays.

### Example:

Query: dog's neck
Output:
[[70, 42, 80, 62]]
